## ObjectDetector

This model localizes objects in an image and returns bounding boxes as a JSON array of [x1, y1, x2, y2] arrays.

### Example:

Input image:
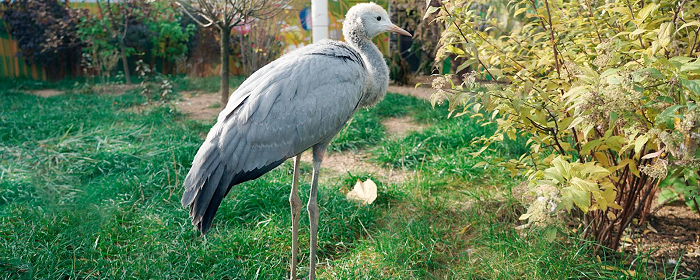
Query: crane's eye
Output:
[[376, 16, 382, 21]]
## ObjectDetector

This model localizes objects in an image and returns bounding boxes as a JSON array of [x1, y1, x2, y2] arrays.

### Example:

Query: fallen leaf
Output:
[[620, 236, 634, 245], [346, 179, 378, 205], [459, 222, 474, 234], [601, 265, 637, 277], [646, 223, 658, 234], [685, 248, 700, 258]]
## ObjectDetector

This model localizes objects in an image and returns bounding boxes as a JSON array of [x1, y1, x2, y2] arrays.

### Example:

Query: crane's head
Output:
[[343, 3, 411, 42]]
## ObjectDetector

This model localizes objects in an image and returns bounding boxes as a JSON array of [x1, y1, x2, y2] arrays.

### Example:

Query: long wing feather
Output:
[[182, 41, 367, 234]]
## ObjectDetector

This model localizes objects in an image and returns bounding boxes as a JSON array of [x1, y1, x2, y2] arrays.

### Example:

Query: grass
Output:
[[171, 76, 247, 93], [0, 79, 694, 279]]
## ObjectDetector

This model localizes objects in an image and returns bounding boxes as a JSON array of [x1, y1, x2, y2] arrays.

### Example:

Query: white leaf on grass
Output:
[[346, 179, 377, 205]]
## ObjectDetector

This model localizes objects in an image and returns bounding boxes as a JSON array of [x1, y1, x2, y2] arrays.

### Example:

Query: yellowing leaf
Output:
[[605, 136, 625, 152], [563, 186, 591, 213], [583, 163, 611, 180], [601, 265, 637, 277], [594, 152, 609, 167], [570, 177, 598, 192], [581, 139, 603, 155], [634, 3, 658, 25], [346, 179, 378, 205], [544, 167, 566, 184], [552, 156, 571, 180], [566, 117, 584, 130], [634, 135, 649, 155], [600, 187, 618, 211], [628, 160, 640, 177], [424, 6, 439, 20], [658, 22, 674, 48], [609, 6, 631, 15], [514, 7, 529, 17], [678, 21, 700, 30], [629, 28, 647, 38]]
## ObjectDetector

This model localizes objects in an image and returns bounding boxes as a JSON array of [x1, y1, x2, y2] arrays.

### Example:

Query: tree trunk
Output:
[[119, 40, 132, 85], [220, 27, 231, 105]]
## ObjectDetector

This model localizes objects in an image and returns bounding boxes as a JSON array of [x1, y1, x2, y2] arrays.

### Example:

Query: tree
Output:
[[93, 0, 137, 84], [431, 0, 700, 250], [177, 0, 290, 105], [147, 1, 196, 73], [234, 12, 290, 76], [76, 9, 121, 84]]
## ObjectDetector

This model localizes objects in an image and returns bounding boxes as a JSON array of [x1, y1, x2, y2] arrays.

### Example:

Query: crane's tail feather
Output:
[[181, 141, 219, 207], [182, 140, 288, 235]]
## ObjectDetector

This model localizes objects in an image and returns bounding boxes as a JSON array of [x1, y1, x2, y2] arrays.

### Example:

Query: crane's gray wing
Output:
[[181, 41, 367, 234]]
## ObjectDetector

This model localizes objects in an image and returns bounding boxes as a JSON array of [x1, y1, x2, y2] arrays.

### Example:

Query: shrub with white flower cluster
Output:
[[430, 0, 700, 249]]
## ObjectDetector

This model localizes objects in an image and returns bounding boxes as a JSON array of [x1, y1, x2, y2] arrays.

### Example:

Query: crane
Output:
[[181, 3, 411, 279]]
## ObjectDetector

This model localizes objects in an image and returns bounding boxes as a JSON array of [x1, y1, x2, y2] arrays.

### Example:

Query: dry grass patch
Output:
[[381, 116, 427, 139]]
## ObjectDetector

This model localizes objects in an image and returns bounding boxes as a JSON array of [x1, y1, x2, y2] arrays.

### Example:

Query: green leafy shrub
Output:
[[431, 0, 700, 249], [147, 1, 195, 63], [77, 13, 121, 84]]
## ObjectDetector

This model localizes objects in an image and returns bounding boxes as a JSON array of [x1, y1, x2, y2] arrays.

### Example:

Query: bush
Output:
[[2, 0, 86, 78], [431, 0, 700, 249]]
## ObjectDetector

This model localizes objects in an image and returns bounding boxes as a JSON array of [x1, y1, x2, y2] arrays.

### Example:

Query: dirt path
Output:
[[27, 84, 140, 98], [387, 75, 438, 101], [387, 85, 435, 101], [175, 91, 222, 121], [381, 116, 427, 139], [299, 150, 412, 183], [29, 89, 64, 97]]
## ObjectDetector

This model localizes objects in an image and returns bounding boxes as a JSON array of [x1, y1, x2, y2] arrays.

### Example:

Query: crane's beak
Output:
[[387, 25, 412, 37]]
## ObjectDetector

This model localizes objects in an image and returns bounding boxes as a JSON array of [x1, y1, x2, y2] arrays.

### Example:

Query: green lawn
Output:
[[0, 79, 685, 279]]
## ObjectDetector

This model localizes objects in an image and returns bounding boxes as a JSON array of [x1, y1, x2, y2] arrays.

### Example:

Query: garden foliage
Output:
[[76, 0, 195, 83], [431, 0, 700, 249], [392, 0, 445, 75], [1, 0, 86, 78]]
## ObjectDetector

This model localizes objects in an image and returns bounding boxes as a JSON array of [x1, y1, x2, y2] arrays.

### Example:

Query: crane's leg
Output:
[[289, 154, 302, 280], [308, 145, 326, 280]]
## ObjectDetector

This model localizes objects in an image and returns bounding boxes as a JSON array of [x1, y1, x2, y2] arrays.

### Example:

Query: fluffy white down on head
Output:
[[342, 3, 393, 43]]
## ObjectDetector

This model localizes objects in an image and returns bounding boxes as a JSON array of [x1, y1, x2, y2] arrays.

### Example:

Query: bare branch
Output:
[[176, 1, 215, 28]]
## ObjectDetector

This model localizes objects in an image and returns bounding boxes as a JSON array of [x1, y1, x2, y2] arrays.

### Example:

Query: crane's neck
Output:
[[343, 14, 389, 108], [353, 37, 388, 108], [340, 20, 386, 109]]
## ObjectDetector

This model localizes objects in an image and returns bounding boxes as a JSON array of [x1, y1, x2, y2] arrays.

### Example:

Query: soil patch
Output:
[[175, 91, 222, 121], [300, 150, 411, 184], [626, 200, 700, 275], [381, 116, 427, 139], [92, 84, 140, 95], [387, 75, 438, 101], [387, 84, 435, 101], [29, 89, 63, 98]]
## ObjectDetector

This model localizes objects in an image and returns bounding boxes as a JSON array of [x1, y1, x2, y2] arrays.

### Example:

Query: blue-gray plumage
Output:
[[181, 3, 410, 280]]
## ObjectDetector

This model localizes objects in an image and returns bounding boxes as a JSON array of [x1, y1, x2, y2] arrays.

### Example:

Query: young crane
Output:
[[181, 3, 410, 279]]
